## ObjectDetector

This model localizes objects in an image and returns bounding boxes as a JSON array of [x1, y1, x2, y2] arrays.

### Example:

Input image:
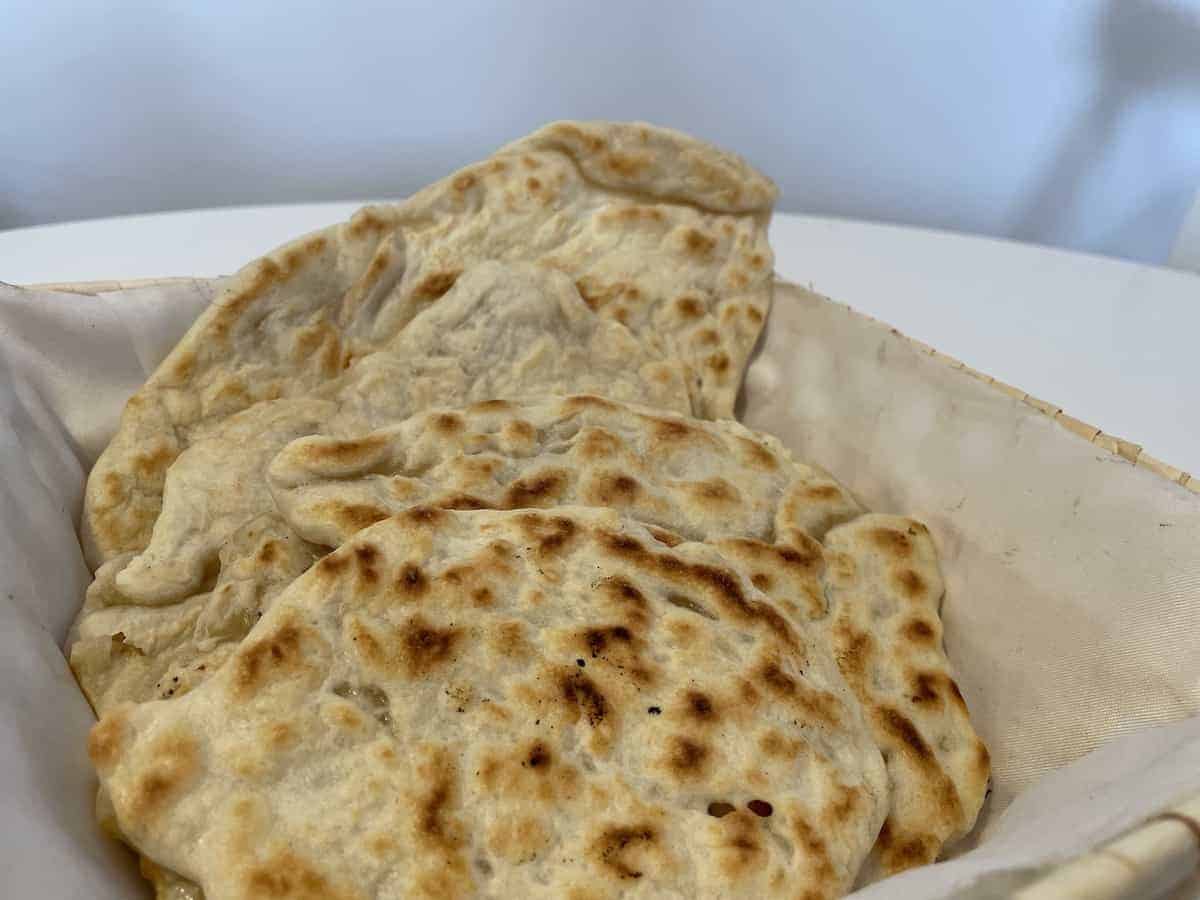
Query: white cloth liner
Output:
[[0, 276, 1196, 897]]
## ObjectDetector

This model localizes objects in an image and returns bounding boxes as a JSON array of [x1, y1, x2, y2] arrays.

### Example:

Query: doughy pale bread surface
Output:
[[70, 263, 692, 712], [69, 515, 320, 718], [268, 395, 863, 551], [112, 263, 690, 606], [81, 120, 776, 569], [79, 210, 396, 569], [90, 509, 888, 900], [326, 262, 693, 430]]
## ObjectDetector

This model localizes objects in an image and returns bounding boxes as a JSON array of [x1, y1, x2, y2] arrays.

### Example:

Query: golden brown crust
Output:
[[270, 396, 863, 558]]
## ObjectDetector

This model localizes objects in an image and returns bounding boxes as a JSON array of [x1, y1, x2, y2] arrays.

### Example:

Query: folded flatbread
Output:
[[81, 120, 777, 570], [69, 263, 692, 714]]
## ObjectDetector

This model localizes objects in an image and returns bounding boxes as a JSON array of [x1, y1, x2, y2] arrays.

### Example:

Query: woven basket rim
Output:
[[787, 283, 1199, 495], [21, 275, 1200, 896], [22, 275, 1198, 495]]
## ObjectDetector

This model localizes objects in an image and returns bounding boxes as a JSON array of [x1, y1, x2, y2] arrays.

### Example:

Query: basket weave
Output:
[[828, 300, 1199, 495], [30, 276, 1200, 898], [1014, 791, 1200, 899]]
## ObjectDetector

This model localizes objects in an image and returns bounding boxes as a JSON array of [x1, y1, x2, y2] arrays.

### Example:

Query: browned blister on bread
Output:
[[268, 395, 862, 551], [820, 515, 990, 879]]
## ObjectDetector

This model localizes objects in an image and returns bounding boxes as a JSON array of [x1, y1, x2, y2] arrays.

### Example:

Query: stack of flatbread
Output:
[[72, 121, 989, 899]]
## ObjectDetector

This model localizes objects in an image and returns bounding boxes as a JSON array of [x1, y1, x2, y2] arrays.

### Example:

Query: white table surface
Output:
[[3, 204, 1198, 474]]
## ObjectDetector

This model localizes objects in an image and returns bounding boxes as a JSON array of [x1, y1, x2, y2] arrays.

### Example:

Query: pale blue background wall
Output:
[[4, 0, 1200, 265]]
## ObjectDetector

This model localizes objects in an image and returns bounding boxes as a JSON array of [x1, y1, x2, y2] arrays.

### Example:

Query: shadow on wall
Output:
[[1013, 0, 1200, 261]]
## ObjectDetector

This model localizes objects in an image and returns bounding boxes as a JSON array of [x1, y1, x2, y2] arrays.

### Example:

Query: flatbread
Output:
[[79, 210, 398, 569], [69, 514, 320, 717], [69, 263, 692, 712], [81, 120, 776, 569], [137, 856, 203, 900], [821, 515, 991, 879], [266, 398, 990, 875], [267, 394, 863, 550], [89, 508, 888, 900], [707, 517, 990, 882]]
